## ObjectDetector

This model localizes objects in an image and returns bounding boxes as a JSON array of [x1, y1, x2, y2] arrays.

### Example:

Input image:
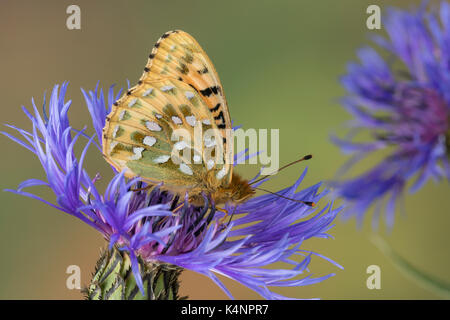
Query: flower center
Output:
[[389, 84, 449, 146], [130, 188, 217, 261], [446, 127, 450, 158]]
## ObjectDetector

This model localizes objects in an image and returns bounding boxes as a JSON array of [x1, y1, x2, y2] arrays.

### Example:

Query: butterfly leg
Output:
[[173, 202, 185, 213], [217, 205, 237, 227], [225, 205, 238, 227], [155, 201, 185, 228], [131, 184, 152, 192], [217, 207, 230, 225]]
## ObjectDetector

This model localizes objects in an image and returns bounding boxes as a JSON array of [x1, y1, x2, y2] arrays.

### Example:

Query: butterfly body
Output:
[[187, 172, 255, 207], [102, 30, 254, 207]]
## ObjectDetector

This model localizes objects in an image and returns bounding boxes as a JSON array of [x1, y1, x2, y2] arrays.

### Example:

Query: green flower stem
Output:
[[371, 235, 450, 299], [85, 246, 184, 300]]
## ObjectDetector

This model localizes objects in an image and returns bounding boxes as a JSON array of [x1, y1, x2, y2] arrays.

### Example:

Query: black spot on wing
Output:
[[210, 103, 221, 112], [188, 83, 200, 94], [198, 66, 209, 74], [200, 86, 221, 97], [182, 52, 194, 64], [214, 111, 225, 124], [214, 111, 226, 129], [177, 63, 189, 75]]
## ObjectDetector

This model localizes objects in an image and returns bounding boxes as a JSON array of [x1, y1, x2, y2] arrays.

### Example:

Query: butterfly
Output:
[[102, 30, 314, 209], [102, 30, 254, 207]]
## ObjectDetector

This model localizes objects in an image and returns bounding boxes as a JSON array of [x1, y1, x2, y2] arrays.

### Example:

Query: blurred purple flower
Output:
[[332, 1, 450, 229], [4, 82, 342, 299]]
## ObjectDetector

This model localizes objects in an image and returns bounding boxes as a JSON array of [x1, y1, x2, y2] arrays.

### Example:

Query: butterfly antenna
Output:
[[250, 154, 313, 185], [253, 187, 315, 207]]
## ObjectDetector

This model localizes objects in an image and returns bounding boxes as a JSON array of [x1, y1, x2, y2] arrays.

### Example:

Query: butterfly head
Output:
[[186, 171, 254, 207], [211, 173, 255, 205]]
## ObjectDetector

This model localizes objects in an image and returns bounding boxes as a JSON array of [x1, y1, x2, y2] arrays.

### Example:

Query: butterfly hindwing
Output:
[[103, 78, 229, 191], [141, 30, 233, 183], [103, 30, 234, 192]]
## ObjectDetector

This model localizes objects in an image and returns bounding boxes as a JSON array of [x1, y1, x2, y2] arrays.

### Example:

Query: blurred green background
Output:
[[1, 0, 449, 299]]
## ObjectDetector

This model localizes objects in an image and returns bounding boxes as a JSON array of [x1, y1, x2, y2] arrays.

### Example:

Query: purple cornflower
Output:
[[332, 2, 450, 229], [4, 82, 342, 299]]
